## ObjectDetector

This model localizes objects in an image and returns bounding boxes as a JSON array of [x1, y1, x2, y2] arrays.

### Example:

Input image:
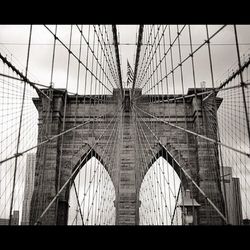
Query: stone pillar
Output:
[[191, 93, 225, 224], [30, 89, 65, 225], [115, 95, 139, 225]]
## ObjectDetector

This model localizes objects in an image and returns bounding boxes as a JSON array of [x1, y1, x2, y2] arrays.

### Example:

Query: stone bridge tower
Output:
[[30, 87, 225, 225]]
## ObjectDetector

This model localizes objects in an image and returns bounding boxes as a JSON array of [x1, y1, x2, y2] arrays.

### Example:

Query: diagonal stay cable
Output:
[[137, 25, 172, 90], [71, 108, 120, 224], [104, 25, 120, 87], [137, 25, 185, 90], [137, 25, 163, 89], [94, 25, 119, 88], [94, 112, 121, 225], [44, 25, 112, 94], [0, 72, 112, 100], [0, 109, 117, 165], [72, 181, 85, 225], [0, 52, 51, 101], [75, 25, 116, 90], [135, 123, 161, 224], [132, 24, 144, 96], [135, 105, 187, 224], [142, 82, 250, 105], [136, 25, 227, 98], [134, 105, 250, 158], [71, 111, 121, 225], [9, 25, 33, 224], [170, 185, 181, 225], [104, 25, 120, 82], [34, 105, 122, 225], [134, 106, 228, 223], [112, 25, 123, 97], [134, 109, 173, 222], [203, 54, 250, 102], [136, 25, 154, 88], [134, 109, 178, 203], [87, 110, 120, 224]]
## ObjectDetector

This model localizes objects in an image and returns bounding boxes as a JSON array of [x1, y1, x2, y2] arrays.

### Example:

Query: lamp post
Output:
[[178, 189, 200, 225]]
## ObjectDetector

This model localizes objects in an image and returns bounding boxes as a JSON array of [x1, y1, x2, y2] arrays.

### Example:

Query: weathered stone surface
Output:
[[30, 88, 225, 225]]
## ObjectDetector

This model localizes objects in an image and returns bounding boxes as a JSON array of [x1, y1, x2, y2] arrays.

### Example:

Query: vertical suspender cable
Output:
[[112, 25, 123, 99], [205, 25, 229, 223], [9, 25, 32, 225], [234, 25, 250, 218]]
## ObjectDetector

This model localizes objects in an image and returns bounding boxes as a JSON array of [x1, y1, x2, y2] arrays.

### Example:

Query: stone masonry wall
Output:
[[30, 88, 225, 225]]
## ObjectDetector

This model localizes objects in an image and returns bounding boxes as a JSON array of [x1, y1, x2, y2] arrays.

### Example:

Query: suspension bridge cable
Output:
[[233, 25, 250, 155], [205, 24, 229, 221], [34, 106, 122, 225], [0, 52, 51, 101], [104, 25, 120, 87], [95, 25, 119, 89], [76, 25, 117, 91], [137, 25, 165, 89], [137, 25, 185, 91], [9, 25, 32, 225], [71, 107, 121, 225], [44, 25, 113, 94], [131, 25, 144, 96], [135, 115, 173, 224], [135, 105, 250, 158], [72, 181, 84, 225], [136, 25, 227, 98], [55, 25, 73, 222], [112, 25, 123, 97], [72, 24, 83, 225], [134, 106, 228, 223], [0, 110, 116, 165], [135, 26, 154, 89], [176, 24, 192, 225]]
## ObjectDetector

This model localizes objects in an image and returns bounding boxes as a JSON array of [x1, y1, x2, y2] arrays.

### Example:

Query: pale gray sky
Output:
[[0, 25, 250, 91]]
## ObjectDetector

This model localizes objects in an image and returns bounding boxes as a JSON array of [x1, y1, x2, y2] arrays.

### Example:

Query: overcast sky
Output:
[[0, 25, 250, 91]]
